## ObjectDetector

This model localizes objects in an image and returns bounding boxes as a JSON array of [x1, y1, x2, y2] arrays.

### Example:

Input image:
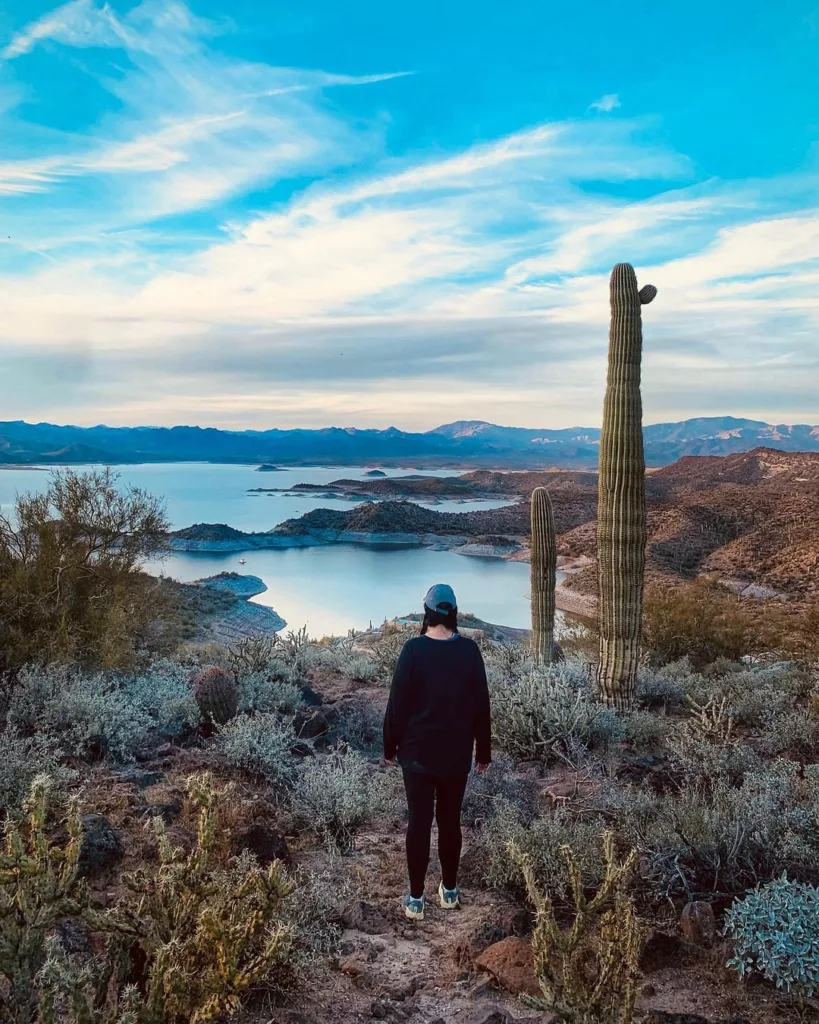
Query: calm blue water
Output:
[[0, 463, 512, 532], [0, 463, 551, 636]]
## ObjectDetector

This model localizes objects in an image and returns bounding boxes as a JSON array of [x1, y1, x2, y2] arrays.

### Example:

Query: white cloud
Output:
[[590, 93, 621, 113], [0, 2, 817, 429]]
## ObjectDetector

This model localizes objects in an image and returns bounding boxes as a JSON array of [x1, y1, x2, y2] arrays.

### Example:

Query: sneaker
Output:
[[438, 881, 460, 909], [404, 895, 425, 920]]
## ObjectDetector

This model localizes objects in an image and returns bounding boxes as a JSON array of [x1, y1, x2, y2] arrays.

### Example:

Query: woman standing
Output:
[[383, 584, 492, 920]]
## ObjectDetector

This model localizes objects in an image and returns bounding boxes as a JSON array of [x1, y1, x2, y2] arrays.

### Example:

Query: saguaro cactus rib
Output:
[[596, 263, 656, 710], [530, 486, 557, 666]]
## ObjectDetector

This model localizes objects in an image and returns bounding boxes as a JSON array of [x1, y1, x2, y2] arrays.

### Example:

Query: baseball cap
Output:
[[423, 583, 457, 614]]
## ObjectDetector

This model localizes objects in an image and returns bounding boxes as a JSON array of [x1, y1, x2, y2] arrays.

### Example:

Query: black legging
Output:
[[402, 767, 469, 899]]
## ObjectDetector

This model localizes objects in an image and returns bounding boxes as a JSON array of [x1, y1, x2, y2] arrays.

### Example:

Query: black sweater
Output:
[[383, 633, 492, 778]]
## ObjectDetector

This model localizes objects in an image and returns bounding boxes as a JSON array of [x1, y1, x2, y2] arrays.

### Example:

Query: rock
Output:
[[293, 708, 329, 739], [643, 1016, 750, 1024], [384, 976, 418, 1001], [680, 901, 717, 948], [140, 793, 184, 824], [290, 740, 315, 758], [299, 685, 323, 707], [78, 814, 124, 877], [641, 982, 658, 997], [640, 931, 700, 973], [231, 823, 291, 866], [338, 955, 365, 978], [473, 936, 540, 997], [313, 732, 334, 751], [463, 922, 509, 957], [339, 900, 391, 935], [114, 768, 164, 789], [57, 918, 91, 955]]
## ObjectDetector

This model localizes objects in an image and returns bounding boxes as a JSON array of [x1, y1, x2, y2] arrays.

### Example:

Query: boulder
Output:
[[474, 936, 540, 997], [114, 768, 164, 789], [680, 901, 717, 948], [339, 900, 391, 935], [290, 740, 316, 758], [78, 814, 124, 878], [231, 823, 291, 866], [643, 1016, 750, 1024], [640, 931, 700, 973], [293, 708, 330, 739], [299, 685, 323, 707]]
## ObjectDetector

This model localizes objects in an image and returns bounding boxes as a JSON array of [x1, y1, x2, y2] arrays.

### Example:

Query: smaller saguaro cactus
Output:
[[192, 666, 238, 726], [530, 486, 557, 666]]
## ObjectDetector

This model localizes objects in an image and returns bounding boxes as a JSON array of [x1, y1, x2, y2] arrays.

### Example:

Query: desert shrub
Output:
[[725, 875, 819, 1002], [7, 665, 146, 762], [122, 660, 200, 740], [759, 710, 819, 760], [0, 777, 86, 1024], [291, 748, 400, 853], [215, 713, 297, 788], [513, 832, 640, 1024], [0, 468, 169, 671], [39, 774, 297, 1023], [460, 756, 539, 828], [623, 710, 672, 751], [332, 699, 383, 754], [0, 730, 77, 819], [280, 865, 352, 966], [473, 800, 605, 901], [611, 760, 819, 900], [642, 579, 752, 668], [237, 671, 304, 715], [489, 663, 625, 765], [371, 626, 413, 681], [227, 632, 280, 677], [635, 665, 686, 710]]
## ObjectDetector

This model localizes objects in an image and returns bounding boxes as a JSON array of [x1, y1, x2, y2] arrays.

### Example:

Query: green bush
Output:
[[460, 756, 539, 828], [8, 665, 146, 762], [291, 748, 399, 853], [611, 760, 819, 900], [726, 875, 819, 1002], [0, 730, 77, 819], [237, 671, 304, 715], [215, 713, 297, 788], [488, 663, 625, 765], [642, 579, 752, 668], [471, 799, 605, 903], [0, 468, 169, 671]]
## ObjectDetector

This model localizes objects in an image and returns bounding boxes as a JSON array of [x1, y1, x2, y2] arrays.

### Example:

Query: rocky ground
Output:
[[65, 653, 806, 1024]]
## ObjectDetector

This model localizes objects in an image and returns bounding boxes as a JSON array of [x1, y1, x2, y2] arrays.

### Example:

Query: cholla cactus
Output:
[[0, 776, 85, 1024], [193, 666, 238, 725], [596, 263, 656, 710], [530, 487, 557, 666], [512, 831, 640, 1024]]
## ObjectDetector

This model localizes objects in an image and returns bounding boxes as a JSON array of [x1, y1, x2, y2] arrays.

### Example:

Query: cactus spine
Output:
[[596, 263, 656, 710], [530, 486, 557, 665], [193, 666, 238, 725]]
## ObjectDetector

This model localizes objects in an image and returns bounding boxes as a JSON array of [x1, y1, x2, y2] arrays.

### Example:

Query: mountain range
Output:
[[1, 416, 817, 469]]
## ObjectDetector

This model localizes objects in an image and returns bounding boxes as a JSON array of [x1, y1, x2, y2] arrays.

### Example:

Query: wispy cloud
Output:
[[0, 1, 817, 429], [590, 93, 621, 113]]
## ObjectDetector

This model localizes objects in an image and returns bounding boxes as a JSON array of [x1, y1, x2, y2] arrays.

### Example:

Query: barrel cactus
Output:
[[596, 263, 656, 709], [530, 486, 557, 665], [192, 666, 238, 725]]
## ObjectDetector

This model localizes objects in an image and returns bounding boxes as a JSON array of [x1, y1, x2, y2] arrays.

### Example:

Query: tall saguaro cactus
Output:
[[596, 263, 657, 709], [530, 486, 557, 665]]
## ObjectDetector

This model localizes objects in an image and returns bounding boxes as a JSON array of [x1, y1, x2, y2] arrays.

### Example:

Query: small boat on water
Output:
[[238, 558, 247, 565]]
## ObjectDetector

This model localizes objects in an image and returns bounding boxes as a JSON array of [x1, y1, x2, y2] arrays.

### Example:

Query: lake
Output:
[[0, 462, 555, 636]]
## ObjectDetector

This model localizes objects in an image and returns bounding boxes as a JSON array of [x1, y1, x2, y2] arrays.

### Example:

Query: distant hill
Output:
[[1, 416, 817, 469]]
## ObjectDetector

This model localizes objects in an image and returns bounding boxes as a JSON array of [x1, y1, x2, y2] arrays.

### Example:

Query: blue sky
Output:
[[0, 0, 817, 430]]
